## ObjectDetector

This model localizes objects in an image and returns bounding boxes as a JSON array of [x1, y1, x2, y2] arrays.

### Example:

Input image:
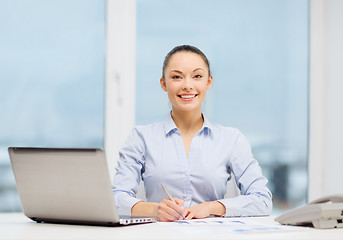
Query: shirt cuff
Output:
[[114, 191, 143, 217], [218, 197, 244, 217], [218, 195, 271, 217]]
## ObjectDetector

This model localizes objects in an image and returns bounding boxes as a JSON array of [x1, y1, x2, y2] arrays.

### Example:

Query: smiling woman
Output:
[[160, 46, 213, 122], [112, 45, 272, 222], [159, 46, 213, 158], [135, 0, 309, 214]]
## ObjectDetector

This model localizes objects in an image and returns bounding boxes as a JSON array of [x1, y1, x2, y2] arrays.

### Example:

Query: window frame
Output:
[[105, 0, 136, 180]]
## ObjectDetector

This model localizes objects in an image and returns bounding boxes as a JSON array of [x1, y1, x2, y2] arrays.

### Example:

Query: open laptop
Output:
[[8, 147, 155, 226]]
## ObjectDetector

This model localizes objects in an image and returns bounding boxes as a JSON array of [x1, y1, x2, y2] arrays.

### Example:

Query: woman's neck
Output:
[[171, 109, 203, 134]]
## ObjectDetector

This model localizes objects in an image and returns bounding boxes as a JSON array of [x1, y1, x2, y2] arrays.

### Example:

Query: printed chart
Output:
[[157, 217, 300, 235]]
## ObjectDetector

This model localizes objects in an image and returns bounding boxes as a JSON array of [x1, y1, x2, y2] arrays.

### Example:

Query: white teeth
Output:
[[180, 95, 196, 99]]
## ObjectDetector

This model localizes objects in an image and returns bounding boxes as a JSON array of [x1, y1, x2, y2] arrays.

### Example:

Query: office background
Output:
[[0, 0, 342, 214]]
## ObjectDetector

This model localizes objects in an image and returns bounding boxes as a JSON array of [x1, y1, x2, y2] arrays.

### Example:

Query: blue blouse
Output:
[[112, 114, 272, 217]]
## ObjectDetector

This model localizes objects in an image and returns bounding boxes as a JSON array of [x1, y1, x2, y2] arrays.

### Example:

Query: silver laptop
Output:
[[8, 147, 155, 226]]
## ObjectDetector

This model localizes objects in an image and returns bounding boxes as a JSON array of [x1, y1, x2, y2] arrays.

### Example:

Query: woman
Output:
[[112, 45, 272, 222]]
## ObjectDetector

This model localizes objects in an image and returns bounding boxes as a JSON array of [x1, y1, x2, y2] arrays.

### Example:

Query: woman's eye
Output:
[[172, 75, 181, 79], [194, 75, 202, 79]]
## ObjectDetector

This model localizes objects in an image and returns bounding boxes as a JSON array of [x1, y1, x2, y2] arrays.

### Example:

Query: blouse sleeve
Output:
[[217, 131, 273, 216], [112, 128, 145, 216]]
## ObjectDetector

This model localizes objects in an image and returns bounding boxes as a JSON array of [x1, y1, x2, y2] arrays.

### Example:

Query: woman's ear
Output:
[[207, 74, 213, 90], [160, 78, 167, 92]]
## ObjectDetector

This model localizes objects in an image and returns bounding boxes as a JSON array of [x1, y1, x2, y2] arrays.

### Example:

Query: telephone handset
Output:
[[309, 194, 343, 204], [275, 194, 343, 229]]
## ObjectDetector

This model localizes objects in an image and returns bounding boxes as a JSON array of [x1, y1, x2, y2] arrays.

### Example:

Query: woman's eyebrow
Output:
[[193, 68, 205, 72], [169, 68, 204, 74], [169, 70, 183, 74]]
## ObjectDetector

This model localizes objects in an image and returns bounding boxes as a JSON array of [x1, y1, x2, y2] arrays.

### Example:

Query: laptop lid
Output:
[[8, 147, 154, 226]]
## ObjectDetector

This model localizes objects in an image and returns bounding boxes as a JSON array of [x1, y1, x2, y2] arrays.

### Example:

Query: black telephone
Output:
[[275, 194, 343, 229]]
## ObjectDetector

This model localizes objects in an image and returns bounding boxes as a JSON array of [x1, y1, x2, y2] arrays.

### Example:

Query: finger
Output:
[[183, 209, 191, 219], [174, 198, 184, 207], [158, 200, 176, 220], [158, 210, 178, 222], [169, 198, 185, 219], [158, 205, 178, 222], [185, 212, 194, 220], [159, 200, 183, 220], [165, 199, 184, 216]]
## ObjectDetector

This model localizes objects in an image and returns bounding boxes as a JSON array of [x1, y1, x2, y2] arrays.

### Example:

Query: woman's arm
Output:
[[218, 131, 273, 217], [112, 128, 147, 216], [131, 201, 158, 217], [183, 130, 272, 220]]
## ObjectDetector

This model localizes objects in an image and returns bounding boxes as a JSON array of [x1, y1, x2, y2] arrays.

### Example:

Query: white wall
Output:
[[309, 0, 343, 201], [323, 0, 343, 196]]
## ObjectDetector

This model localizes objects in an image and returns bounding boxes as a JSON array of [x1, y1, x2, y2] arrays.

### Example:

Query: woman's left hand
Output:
[[183, 201, 226, 220]]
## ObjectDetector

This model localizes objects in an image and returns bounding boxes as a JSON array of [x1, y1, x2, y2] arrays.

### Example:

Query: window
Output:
[[0, 0, 105, 212], [136, 0, 309, 213], [0, 0, 309, 214]]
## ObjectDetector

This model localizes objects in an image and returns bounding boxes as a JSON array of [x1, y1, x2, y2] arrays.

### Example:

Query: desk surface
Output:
[[0, 213, 342, 240]]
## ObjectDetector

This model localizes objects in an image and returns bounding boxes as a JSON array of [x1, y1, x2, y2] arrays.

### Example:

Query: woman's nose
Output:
[[182, 78, 193, 90]]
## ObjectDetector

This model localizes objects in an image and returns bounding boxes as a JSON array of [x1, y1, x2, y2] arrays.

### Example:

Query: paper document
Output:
[[157, 217, 298, 235]]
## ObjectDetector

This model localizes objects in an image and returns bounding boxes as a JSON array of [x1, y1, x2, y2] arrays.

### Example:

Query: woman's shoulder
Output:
[[132, 120, 165, 136], [212, 124, 243, 142], [122, 121, 165, 149], [208, 122, 251, 148], [205, 117, 241, 137]]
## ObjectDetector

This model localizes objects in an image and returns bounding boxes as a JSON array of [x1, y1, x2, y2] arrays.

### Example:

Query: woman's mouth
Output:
[[178, 94, 198, 100]]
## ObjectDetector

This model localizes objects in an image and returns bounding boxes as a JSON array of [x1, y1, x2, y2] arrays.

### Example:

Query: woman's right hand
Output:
[[157, 198, 185, 222]]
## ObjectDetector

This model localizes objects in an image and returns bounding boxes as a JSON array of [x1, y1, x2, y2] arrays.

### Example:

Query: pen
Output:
[[161, 184, 186, 220]]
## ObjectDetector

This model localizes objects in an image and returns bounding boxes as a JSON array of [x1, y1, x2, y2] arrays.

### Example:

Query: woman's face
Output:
[[160, 51, 213, 114]]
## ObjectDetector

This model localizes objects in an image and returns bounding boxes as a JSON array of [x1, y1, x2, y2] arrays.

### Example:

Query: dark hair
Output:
[[162, 45, 211, 79]]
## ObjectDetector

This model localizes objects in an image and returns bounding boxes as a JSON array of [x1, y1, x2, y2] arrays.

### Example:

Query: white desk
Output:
[[0, 213, 342, 240]]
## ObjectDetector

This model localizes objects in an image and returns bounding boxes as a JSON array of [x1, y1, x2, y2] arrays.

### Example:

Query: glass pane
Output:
[[0, 0, 105, 212], [136, 0, 309, 213]]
